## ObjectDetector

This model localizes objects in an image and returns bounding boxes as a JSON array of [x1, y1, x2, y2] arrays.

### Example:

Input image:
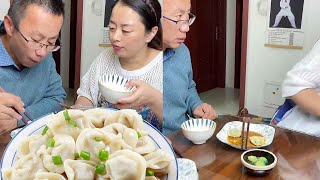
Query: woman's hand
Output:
[[115, 80, 163, 121]]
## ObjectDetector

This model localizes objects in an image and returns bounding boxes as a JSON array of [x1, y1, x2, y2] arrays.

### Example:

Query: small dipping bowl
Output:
[[181, 118, 216, 145], [98, 74, 135, 104], [241, 149, 277, 176]]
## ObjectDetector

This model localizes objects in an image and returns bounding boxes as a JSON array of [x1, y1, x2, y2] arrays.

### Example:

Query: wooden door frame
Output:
[[74, 0, 83, 97], [239, 0, 249, 108]]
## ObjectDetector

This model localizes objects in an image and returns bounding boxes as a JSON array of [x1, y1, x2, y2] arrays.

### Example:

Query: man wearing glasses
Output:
[[162, 0, 218, 135], [0, 0, 66, 134]]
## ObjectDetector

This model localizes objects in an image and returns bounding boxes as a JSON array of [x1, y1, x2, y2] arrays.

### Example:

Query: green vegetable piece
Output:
[[42, 125, 49, 135], [96, 164, 106, 175], [247, 155, 258, 164], [255, 160, 266, 166], [74, 152, 80, 159], [258, 157, 268, 164], [47, 138, 55, 147], [63, 110, 71, 121], [99, 150, 109, 161], [95, 137, 103, 142], [80, 150, 91, 160], [52, 155, 63, 165], [146, 170, 154, 176], [137, 132, 142, 138], [68, 120, 78, 127]]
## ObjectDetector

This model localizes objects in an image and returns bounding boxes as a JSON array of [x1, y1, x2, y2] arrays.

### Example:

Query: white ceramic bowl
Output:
[[241, 149, 277, 176], [98, 74, 135, 104], [181, 119, 216, 144]]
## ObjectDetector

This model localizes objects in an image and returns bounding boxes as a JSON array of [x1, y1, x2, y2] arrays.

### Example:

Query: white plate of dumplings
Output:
[[0, 108, 178, 180]]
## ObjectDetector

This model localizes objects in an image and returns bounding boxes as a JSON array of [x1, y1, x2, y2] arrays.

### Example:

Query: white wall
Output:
[[245, 0, 320, 117], [0, 1, 10, 20], [80, 0, 105, 78], [225, 0, 236, 88]]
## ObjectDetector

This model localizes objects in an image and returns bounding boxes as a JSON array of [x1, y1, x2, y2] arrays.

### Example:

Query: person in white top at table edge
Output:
[[277, 39, 320, 137], [0, 0, 66, 134], [162, 0, 218, 135], [76, 0, 163, 131]]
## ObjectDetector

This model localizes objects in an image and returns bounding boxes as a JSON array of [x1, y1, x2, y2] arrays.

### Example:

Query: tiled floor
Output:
[[199, 88, 240, 116]]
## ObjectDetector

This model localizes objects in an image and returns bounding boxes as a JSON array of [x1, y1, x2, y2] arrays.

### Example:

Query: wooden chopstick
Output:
[[241, 117, 245, 149], [245, 117, 250, 149], [12, 107, 28, 125]]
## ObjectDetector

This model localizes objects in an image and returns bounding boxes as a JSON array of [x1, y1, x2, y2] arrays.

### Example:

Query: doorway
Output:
[[185, 0, 226, 93]]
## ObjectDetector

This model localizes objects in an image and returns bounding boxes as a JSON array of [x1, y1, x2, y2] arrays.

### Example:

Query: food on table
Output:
[[227, 130, 265, 147], [247, 155, 268, 166], [247, 155, 258, 163], [249, 136, 266, 146], [2, 109, 173, 180], [227, 128, 241, 138]]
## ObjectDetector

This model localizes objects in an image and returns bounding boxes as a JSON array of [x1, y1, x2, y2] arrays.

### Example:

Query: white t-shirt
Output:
[[77, 48, 163, 105], [278, 39, 320, 137]]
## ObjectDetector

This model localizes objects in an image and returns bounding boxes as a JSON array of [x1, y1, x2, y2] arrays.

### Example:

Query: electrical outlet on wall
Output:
[[263, 81, 285, 107]]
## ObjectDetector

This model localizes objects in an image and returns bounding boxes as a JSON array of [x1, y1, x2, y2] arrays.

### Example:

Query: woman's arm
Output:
[[290, 88, 320, 117]]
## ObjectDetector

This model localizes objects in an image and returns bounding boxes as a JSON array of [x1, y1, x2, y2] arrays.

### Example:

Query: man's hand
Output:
[[0, 88, 25, 134], [193, 103, 218, 120]]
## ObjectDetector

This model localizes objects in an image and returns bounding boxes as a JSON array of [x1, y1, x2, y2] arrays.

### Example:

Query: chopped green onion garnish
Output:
[[63, 110, 71, 121], [95, 137, 103, 142], [68, 120, 78, 127], [96, 164, 106, 175], [52, 155, 63, 165], [74, 152, 80, 159], [47, 138, 55, 147], [42, 125, 49, 135], [146, 170, 154, 176], [137, 132, 142, 138], [80, 150, 91, 160], [98, 150, 109, 161]]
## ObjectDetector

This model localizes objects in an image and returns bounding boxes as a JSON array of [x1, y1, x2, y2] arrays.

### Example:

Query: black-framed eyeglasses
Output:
[[11, 20, 61, 52], [163, 13, 196, 28]]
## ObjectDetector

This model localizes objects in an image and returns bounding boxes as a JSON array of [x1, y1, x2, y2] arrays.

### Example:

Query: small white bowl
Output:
[[98, 74, 135, 104], [241, 149, 277, 176], [181, 119, 216, 144]]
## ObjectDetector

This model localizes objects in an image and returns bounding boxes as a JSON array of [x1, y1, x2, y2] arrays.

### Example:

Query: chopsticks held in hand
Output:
[[241, 117, 250, 150], [0, 87, 31, 125]]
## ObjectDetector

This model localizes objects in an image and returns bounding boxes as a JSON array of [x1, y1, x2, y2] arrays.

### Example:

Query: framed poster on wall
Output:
[[265, 0, 305, 49]]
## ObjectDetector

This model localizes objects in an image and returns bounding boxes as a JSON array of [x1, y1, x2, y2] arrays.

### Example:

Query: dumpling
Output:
[[47, 109, 94, 140], [145, 176, 160, 180], [104, 109, 144, 132], [34, 171, 66, 180], [17, 134, 48, 158], [64, 159, 96, 180], [76, 128, 123, 163], [143, 149, 173, 174], [104, 149, 147, 180], [249, 136, 266, 146], [37, 134, 76, 174], [84, 108, 108, 128], [2, 154, 46, 180], [134, 136, 156, 155], [103, 123, 139, 149]]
